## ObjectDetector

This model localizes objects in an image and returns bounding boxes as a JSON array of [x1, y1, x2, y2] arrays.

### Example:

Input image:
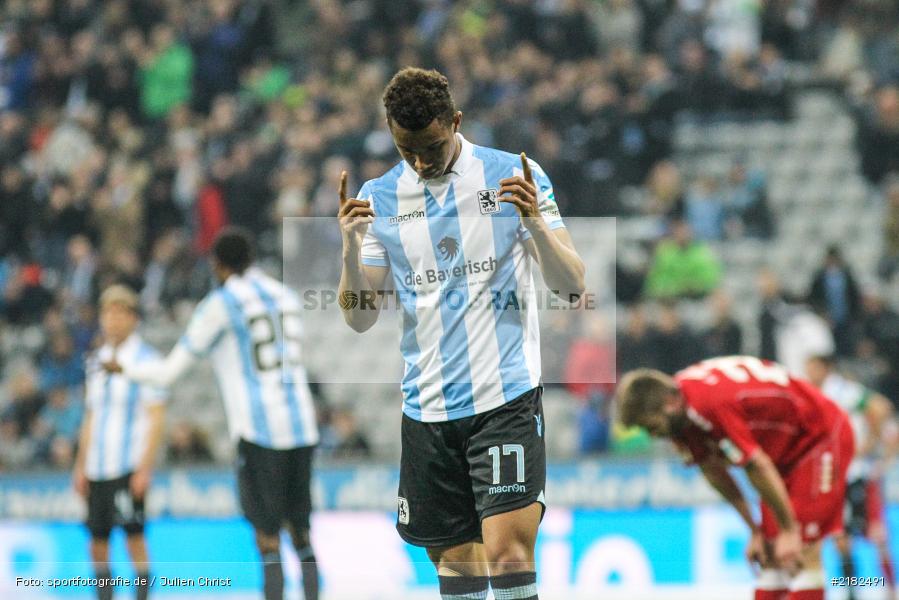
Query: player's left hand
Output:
[[101, 358, 123, 374], [130, 467, 151, 499], [745, 529, 769, 573], [499, 152, 540, 227]]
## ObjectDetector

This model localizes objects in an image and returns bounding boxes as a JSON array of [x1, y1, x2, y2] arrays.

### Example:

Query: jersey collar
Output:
[[100, 331, 140, 359]]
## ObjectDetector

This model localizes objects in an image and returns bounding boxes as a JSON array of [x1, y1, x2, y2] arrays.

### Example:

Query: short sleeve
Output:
[[136, 347, 168, 406], [357, 181, 388, 267], [177, 292, 229, 357], [518, 159, 565, 241]]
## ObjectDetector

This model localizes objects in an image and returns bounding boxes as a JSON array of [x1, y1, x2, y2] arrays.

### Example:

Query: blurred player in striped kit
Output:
[[73, 285, 167, 600], [104, 228, 320, 600], [338, 68, 585, 600], [806, 355, 898, 600]]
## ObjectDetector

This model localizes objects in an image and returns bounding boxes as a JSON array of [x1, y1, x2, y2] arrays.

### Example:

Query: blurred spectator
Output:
[[4, 264, 55, 325], [194, 173, 229, 255], [590, 0, 643, 53], [541, 311, 577, 387], [92, 157, 150, 264], [859, 293, 899, 377], [685, 175, 725, 241], [564, 314, 616, 455], [648, 303, 706, 374], [70, 304, 98, 359], [32, 386, 83, 454], [644, 160, 685, 218], [2, 370, 45, 436], [48, 435, 76, 469], [701, 291, 743, 356], [776, 306, 835, 378], [610, 421, 653, 455], [140, 230, 200, 315], [757, 267, 835, 377], [675, 39, 725, 115], [807, 245, 861, 356], [617, 303, 656, 373], [191, 0, 245, 112], [166, 421, 215, 465], [858, 86, 899, 184], [0, 164, 32, 258], [705, 0, 762, 60], [819, 14, 864, 83], [62, 235, 98, 310], [564, 314, 617, 398], [722, 159, 773, 239], [757, 268, 788, 361], [879, 175, 899, 282], [0, 420, 37, 470], [321, 408, 372, 460], [39, 333, 85, 393], [615, 258, 646, 305], [644, 220, 722, 299], [0, 31, 36, 112], [140, 24, 194, 119]]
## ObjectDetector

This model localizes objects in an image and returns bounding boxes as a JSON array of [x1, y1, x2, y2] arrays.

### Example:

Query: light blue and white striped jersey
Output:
[[178, 268, 319, 449], [85, 333, 166, 481], [359, 134, 565, 422]]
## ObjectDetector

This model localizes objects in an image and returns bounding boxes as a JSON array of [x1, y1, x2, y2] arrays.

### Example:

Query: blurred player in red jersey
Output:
[[806, 355, 898, 600], [617, 356, 854, 600]]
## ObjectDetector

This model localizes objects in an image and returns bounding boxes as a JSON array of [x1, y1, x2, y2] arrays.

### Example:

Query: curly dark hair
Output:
[[382, 67, 456, 131], [212, 226, 255, 274]]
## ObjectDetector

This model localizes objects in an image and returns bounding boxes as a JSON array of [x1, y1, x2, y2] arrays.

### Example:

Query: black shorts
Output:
[[237, 439, 315, 536], [397, 387, 546, 548], [844, 477, 884, 537], [86, 473, 145, 539]]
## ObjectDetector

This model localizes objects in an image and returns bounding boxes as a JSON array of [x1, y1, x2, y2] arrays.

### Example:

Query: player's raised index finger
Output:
[[520, 152, 533, 183], [338, 170, 348, 205]]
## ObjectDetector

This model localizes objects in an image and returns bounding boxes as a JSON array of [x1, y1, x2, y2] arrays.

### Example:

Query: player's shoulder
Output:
[[248, 268, 302, 306], [192, 286, 232, 323], [674, 368, 729, 410], [472, 143, 548, 176], [361, 162, 406, 197]]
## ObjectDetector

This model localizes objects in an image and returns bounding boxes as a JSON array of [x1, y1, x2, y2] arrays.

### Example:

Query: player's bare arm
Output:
[[337, 170, 389, 332], [502, 153, 585, 301], [699, 454, 758, 531], [131, 404, 165, 498], [102, 347, 195, 388], [744, 450, 802, 572], [72, 407, 92, 498], [864, 392, 894, 458], [699, 455, 768, 569]]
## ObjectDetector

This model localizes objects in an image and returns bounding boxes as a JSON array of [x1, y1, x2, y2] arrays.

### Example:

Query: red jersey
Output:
[[673, 356, 847, 472]]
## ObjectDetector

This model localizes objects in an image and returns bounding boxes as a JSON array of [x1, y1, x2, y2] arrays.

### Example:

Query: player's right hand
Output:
[[337, 170, 374, 250], [774, 527, 802, 574], [73, 466, 88, 498]]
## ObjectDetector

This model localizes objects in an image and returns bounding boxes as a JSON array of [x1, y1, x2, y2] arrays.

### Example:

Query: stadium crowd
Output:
[[1, 0, 898, 470]]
